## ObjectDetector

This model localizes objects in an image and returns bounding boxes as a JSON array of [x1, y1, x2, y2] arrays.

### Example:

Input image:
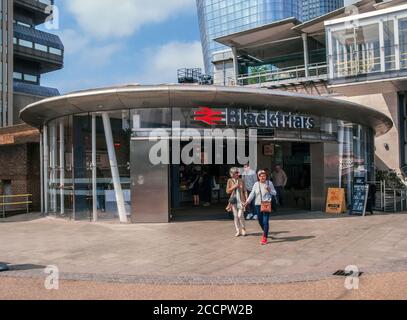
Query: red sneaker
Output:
[[261, 236, 267, 245]]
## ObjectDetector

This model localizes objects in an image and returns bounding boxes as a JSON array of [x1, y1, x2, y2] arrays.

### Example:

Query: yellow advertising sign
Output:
[[326, 188, 347, 214]]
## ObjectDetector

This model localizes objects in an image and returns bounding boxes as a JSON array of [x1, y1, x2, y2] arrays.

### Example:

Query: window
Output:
[[34, 43, 48, 52], [49, 47, 62, 56], [24, 74, 38, 83], [13, 72, 22, 80], [18, 39, 33, 48], [16, 21, 31, 28]]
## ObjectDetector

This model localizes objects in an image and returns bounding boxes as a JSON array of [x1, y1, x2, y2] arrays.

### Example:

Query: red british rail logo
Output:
[[193, 107, 224, 125]]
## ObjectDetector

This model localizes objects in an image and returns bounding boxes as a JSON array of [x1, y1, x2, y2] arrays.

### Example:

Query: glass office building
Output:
[[302, 0, 344, 22], [196, 0, 344, 74]]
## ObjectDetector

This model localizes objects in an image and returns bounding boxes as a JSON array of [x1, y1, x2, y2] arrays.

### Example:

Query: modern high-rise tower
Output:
[[0, 0, 63, 127], [196, 0, 344, 74], [302, 0, 344, 22]]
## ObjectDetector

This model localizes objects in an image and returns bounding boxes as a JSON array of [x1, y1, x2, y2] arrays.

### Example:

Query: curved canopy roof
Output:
[[20, 84, 393, 137]]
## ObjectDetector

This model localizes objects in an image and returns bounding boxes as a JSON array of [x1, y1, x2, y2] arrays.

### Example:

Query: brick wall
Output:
[[0, 143, 41, 211]]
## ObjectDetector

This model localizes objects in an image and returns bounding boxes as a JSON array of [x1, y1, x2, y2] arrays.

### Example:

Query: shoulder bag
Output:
[[259, 181, 272, 213], [226, 181, 238, 213]]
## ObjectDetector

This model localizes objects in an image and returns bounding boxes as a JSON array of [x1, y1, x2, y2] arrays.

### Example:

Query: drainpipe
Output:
[[102, 112, 128, 223]]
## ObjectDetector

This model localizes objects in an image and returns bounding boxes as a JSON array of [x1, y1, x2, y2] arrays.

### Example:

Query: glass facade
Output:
[[302, 0, 343, 22], [327, 6, 407, 80], [42, 107, 375, 223], [197, 0, 301, 73], [197, 0, 344, 74]]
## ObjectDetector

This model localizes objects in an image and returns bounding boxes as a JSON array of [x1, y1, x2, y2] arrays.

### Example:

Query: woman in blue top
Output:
[[245, 170, 277, 245]]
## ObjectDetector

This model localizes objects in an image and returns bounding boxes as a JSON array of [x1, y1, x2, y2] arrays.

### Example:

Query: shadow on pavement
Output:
[[0, 212, 44, 224], [7, 264, 46, 271]]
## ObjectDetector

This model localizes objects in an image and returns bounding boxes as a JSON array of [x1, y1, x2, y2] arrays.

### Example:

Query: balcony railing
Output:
[[330, 44, 407, 80], [229, 62, 328, 87]]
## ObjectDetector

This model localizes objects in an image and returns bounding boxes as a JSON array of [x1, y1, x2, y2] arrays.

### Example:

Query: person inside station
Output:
[[200, 170, 212, 207], [272, 165, 288, 208], [366, 183, 377, 215], [189, 167, 201, 207]]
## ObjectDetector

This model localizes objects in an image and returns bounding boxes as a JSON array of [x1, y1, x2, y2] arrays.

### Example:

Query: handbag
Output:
[[259, 181, 272, 213], [226, 182, 238, 213]]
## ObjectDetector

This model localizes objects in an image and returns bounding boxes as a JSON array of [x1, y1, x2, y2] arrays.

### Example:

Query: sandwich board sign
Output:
[[326, 188, 347, 214], [350, 177, 369, 216]]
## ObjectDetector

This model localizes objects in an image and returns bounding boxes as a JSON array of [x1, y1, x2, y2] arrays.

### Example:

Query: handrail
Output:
[[0, 194, 32, 199], [0, 194, 33, 218], [230, 62, 328, 87]]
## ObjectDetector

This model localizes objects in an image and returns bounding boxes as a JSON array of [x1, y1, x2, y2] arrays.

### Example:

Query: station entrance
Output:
[[170, 140, 312, 222]]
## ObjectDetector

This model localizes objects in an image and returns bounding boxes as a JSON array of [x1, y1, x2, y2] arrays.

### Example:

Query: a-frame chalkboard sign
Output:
[[350, 177, 370, 216]]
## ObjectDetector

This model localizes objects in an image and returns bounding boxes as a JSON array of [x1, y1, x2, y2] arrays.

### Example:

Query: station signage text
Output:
[[194, 107, 315, 130]]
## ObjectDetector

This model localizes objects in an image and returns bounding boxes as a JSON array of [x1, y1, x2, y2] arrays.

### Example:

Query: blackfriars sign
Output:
[[193, 107, 316, 130]]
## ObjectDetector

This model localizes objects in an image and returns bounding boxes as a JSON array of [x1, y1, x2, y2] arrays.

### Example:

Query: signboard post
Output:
[[350, 177, 369, 216], [326, 188, 347, 214]]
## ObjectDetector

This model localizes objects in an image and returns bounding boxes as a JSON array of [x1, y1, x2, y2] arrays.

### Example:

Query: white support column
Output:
[[43, 125, 49, 214], [362, 43, 367, 73], [102, 113, 128, 223], [335, 40, 341, 76], [379, 20, 386, 72], [302, 33, 310, 78], [50, 122, 57, 213], [40, 131, 44, 214], [92, 114, 97, 222], [394, 18, 401, 70], [231, 46, 239, 80], [327, 30, 335, 79], [338, 122, 345, 188], [59, 121, 65, 216], [343, 45, 348, 76]]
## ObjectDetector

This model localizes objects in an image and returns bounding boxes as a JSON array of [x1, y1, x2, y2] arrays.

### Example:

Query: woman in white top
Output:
[[226, 167, 248, 237], [245, 170, 277, 245]]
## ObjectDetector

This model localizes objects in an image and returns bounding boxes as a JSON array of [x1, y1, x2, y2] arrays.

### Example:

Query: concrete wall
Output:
[[335, 92, 400, 173], [267, 80, 400, 174], [13, 93, 45, 125], [311, 142, 340, 211]]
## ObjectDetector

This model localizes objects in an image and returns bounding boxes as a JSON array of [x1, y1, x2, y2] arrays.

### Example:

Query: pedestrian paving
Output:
[[1, 212, 407, 284]]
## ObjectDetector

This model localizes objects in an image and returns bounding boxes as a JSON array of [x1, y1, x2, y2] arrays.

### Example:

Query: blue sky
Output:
[[41, 0, 203, 94]]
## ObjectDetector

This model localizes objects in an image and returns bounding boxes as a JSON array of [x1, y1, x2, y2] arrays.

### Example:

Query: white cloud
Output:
[[65, 0, 195, 39], [139, 41, 204, 84], [58, 29, 123, 68]]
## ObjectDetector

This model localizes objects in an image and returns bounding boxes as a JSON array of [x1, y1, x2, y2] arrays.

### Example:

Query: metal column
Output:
[[231, 46, 239, 80], [394, 18, 401, 70], [102, 113, 128, 223], [59, 121, 65, 215], [92, 114, 97, 222], [43, 125, 49, 214], [50, 122, 57, 213], [379, 20, 386, 73], [327, 30, 334, 79], [302, 33, 310, 78], [40, 131, 44, 214]]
